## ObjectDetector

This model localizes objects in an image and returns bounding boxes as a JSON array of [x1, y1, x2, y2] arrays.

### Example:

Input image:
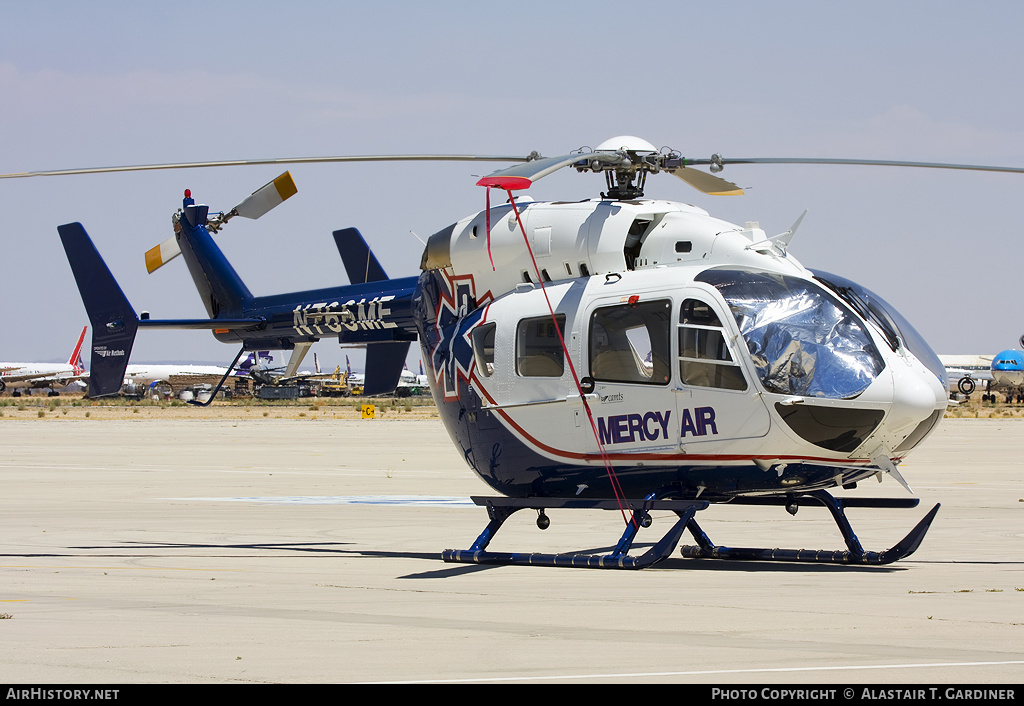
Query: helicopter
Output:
[[25, 135, 1024, 569]]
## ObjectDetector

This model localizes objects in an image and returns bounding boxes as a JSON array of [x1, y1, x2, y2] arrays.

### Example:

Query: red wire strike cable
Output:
[[485, 186, 495, 271], [504, 189, 633, 527]]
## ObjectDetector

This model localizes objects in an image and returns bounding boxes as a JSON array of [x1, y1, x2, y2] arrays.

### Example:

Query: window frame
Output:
[[677, 297, 748, 392], [471, 321, 496, 378], [588, 298, 672, 386], [515, 314, 566, 378]]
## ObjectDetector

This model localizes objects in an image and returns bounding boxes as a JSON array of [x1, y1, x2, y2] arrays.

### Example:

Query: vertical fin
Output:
[[58, 223, 137, 397], [333, 227, 389, 284], [68, 325, 88, 374], [363, 341, 410, 396]]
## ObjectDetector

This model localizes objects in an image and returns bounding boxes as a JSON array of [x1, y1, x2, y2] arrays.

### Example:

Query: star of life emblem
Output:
[[430, 270, 492, 401]]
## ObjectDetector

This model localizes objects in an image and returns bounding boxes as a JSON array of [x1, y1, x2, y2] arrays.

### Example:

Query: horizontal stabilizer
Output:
[[137, 318, 262, 330]]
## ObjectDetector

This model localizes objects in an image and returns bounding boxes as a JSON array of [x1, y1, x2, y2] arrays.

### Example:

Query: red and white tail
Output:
[[68, 326, 87, 375]]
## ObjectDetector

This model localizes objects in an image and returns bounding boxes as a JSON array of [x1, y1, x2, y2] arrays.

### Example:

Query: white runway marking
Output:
[[376, 659, 1024, 684]]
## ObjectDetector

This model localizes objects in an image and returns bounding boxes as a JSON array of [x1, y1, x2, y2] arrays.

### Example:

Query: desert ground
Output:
[[0, 395, 1020, 684]]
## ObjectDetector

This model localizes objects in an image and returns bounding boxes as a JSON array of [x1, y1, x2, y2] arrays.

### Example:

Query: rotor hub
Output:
[[582, 136, 665, 199], [594, 136, 658, 153]]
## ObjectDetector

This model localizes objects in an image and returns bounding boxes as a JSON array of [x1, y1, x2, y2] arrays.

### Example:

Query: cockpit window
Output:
[[812, 270, 946, 388], [812, 271, 900, 351], [696, 269, 885, 399], [678, 298, 747, 391]]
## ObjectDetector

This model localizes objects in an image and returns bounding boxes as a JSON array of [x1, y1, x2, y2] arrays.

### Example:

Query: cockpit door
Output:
[[674, 294, 771, 449]]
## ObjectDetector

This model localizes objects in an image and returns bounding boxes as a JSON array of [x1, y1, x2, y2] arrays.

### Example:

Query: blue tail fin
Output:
[[58, 223, 137, 397], [332, 229, 411, 395], [363, 341, 411, 396], [334, 227, 389, 284]]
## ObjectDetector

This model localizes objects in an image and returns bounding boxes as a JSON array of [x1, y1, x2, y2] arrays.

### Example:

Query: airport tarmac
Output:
[[0, 412, 1021, 684]]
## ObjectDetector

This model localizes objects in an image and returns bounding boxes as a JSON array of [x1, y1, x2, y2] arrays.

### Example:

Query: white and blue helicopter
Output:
[[15, 136, 1024, 569]]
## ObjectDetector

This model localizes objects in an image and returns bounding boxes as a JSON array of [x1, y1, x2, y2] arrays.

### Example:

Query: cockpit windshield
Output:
[[811, 270, 947, 388], [696, 269, 885, 399]]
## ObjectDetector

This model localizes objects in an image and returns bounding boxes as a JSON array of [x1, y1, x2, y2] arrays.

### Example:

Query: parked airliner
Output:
[[0, 327, 87, 396]]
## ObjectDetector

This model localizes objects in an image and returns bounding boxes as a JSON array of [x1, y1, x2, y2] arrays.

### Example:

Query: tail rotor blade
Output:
[[143, 171, 297, 274], [145, 235, 181, 274], [233, 171, 297, 220]]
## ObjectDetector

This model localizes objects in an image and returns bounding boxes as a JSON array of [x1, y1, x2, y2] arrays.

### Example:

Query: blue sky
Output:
[[3, 1, 1024, 371]]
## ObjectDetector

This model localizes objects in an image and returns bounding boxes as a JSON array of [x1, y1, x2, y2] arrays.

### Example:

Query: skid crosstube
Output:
[[442, 497, 709, 569], [441, 491, 940, 570]]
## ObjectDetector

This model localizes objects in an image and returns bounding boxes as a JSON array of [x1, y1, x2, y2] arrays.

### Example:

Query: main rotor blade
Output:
[[477, 150, 744, 195], [665, 167, 744, 195], [692, 156, 1024, 176], [477, 152, 625, 190], [0, 154, 532, 179]]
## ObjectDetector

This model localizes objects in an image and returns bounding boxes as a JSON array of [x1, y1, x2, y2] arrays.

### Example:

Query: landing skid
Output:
[[441, 491, 940, 570], [681, 492, 941, 565]]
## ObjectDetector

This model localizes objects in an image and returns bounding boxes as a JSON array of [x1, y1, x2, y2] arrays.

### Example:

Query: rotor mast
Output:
[[576, 136, 660, 200]]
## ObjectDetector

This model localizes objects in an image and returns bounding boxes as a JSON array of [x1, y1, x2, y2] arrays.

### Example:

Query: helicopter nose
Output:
[[881, 360, 947, 452], [889, 365, 941, 428]]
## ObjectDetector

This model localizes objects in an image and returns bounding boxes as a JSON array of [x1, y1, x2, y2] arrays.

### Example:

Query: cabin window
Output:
[[589, 299, 671, 385], [516, 315, 565, 377], [678, 298, 747, 391], [471, 322, 496, 377]]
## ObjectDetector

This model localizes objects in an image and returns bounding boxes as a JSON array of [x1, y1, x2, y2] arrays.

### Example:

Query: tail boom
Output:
[[61, 214, 420, 399], [59, 222, 264, 397]]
